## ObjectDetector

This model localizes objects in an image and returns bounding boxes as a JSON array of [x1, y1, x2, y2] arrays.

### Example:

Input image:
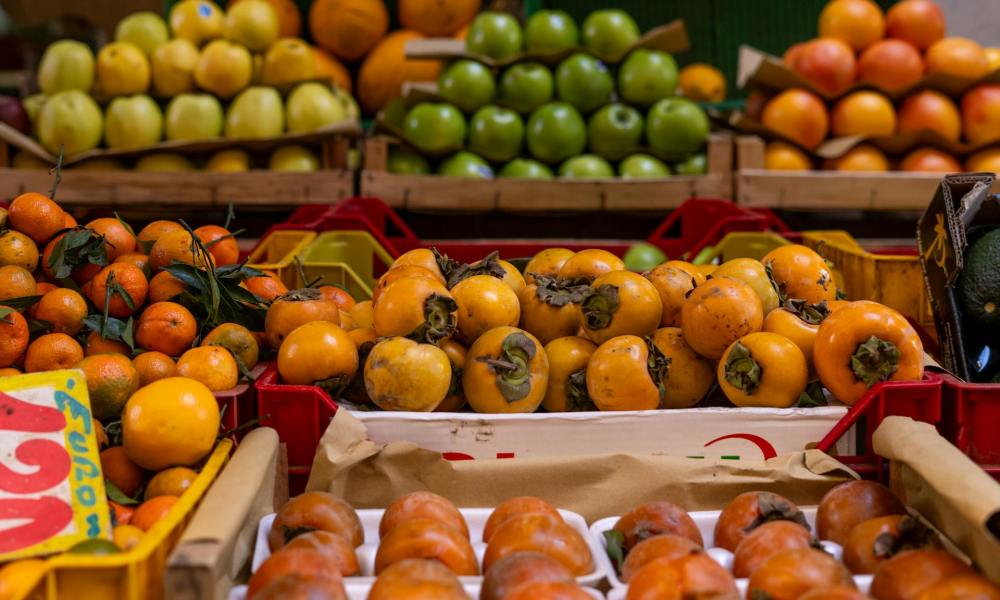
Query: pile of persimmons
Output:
[[276, 241, 924, 413], [751, 0, 1000, 174]]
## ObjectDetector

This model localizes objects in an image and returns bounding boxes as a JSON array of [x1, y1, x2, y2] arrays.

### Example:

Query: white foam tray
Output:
[[591, 506, 874, 595], [229, 581, 604, 600]]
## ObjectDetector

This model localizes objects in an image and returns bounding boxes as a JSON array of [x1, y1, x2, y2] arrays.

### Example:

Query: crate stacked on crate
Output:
[[358, 12, 734, 212], [732, 0, 1000, 210]]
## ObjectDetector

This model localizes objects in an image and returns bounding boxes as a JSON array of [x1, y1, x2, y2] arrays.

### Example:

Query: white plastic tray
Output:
[[250, 507, 613, 587], [229, 581, 604, 600], [591, 506, 874, 594]]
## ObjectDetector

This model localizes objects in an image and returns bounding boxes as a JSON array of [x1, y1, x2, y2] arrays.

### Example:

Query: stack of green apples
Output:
[[389, 9, 711, 180]]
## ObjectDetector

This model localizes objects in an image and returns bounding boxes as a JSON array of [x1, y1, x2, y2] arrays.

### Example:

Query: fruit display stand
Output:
[[12, 439, 234, 600], [359, 133, 733, 212]]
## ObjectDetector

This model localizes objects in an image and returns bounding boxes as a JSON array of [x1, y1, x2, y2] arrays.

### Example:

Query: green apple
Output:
[[498, 62, 553, 114], [270, 145, 319, 172], [525, 101, 586, 164], [438, 151, 494, 179], [499, 158, 553, 179], [21, 94, 46, 132], [115, 11, 170, 56], [581, 10, 640, 62], [402, 102, 467, 155], [438, 60, 495, 114], [36, 90, 102, 155], [588, 103, 643, 161], [388, 147, 431, 174], [37, 40, 94, 94], [623, 242, 667, 271], [381, 98, 409, 132], [675, 152, 708, 175], [618, 49, 678, 108], [331, 86, 360, 121], [555, 53, 613, 113], [468, 105, 523, 163], [466, 12, 523, 61], [524, 10, 579, 54], [287, 82, 347, 133], [645, 98, 710, 160], [226, 86, 284, 138], [104, 94, 162, 149], [559, 154, 614, 178], [165, 93, 223, 140], [619, 154, 671, 178]]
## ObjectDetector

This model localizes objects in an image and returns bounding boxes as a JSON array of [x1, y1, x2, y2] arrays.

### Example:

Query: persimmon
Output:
[[268, 492, 363, 550], [626, 553, 739, 600], [373, 277, 457, 343], [435, 338, 467, 412], [717, 332, 809, 408], [518, 277, 584, 345], [817, 480, 906, 546], [252, 573, 347, 600], [711, 258, 780, 315], [871, 550, 975, 600], [714, 491, 807, 552], [483, 513, 593, 576], [366, 337, 451, 411], [379, 491, 469, 539], [645, 264, 698, 327], [613, 501, 702, 552], [580, 271, 662, 344], [283, 530, 360, 576], [918, 574, 1000, 600], [368, 558, 466, 600], [801, 587, 872, 600], [451, 274, 520, 344], [557, 249, 625, 282], [277, 321, 358, 389], [265, 288, 341, 349], [483, 497, 564, 543], [524, 248, 575, 284], [464, 326, 549, 414], [620, 534, 702, 582], [246, 548, 345, 600], [506, 581, 593, 600], [681, 277, 764, 360], [748, 548, 855, 600], [542, 336, 597, 412], [844, 515, 940, 574], [650, 327, 714, 409], [586, 335, 667, 411], [733, 520, 814, 578], [319, 285, 355, 311], [762, 301, 832, 369], [374, 518, 478, 575], [373, 265, 443, 303], [762, 244, 837, 304], [481, 552, 574, 600], [497, 259, 526, 293], [390, 248, 446, 281]]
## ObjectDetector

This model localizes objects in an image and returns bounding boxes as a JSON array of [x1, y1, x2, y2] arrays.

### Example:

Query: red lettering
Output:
[[442, 452, 474, 461], [496, 452, 515, 459], [0, 392, 66, 433], [703, 433, 778, 460], [0, 496, 73, 553], [0, 439, 71, 494]]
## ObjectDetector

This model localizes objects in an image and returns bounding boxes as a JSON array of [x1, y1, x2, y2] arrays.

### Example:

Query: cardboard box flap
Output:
[[873, 416, 1000, 582], [404, 20, 690, 68], [306, 410, 855, 522]]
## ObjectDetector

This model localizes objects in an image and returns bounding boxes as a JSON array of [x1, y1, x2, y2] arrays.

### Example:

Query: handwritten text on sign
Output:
[[0, 370, 111, 560]]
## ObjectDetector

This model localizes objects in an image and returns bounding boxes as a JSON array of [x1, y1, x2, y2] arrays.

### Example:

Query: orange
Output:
[[886, 0, 945, 50], [926, 37, 990, 80], [115, 252, 150, 272], [136, 220, 184, 247], [201, 322, 259, 368], [33, 282, 58, 296], [99, 446, 146, 497], [63, 212, 77, 228], [133, 351, 178, 386], [900, 147, 962, 172], [0, 367, 22, 376], [122, 377, 221, 470], [818, 0, 885, 51], [310, 47, 352, 92], [678, 63, 726, 103], [194, 225, 239, 266], [112, 524, 144, 551], [0, 559, 47, 600], [831, 145, 889, 171], [148, 271, 186, 303], [0, 307, 29, 367], [7, 192, 65, 244], [94, 419, 109, 448], [761, 89, 829, 150], [149, 230, 212, 272], [961, 84, 1000, 146], [24, 333, 83, 372], [0, 230, 39, 271], [830, 91, 897, 138], [0, 265, 36, 300], [34, 288, 88, 335], [130, 495, 179, 532], [87, 217, 137, 261], [764, 142, 812, 171], [109, 500, 134, 526], [85, 331, 131, 356], [77, 354, 141, 421], [144, 466, 198, 500], [966, 148, 1000, 174], [243, 271, 288, 301], [176, 345, 239, 391], [986, 47, 1000, 71], [135, 302, 198, 356], [89, 263, 149, 318], [788, 37, 857, 97], [898, 90, 962, 141], [857, 39, 924, 93], [40, 232, 103, 285]]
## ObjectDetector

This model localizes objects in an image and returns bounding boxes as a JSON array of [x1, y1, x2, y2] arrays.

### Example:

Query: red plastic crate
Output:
[[257, 364, 943, 493], [214, 363, 267, 442], [939, 372, 1000, 480]]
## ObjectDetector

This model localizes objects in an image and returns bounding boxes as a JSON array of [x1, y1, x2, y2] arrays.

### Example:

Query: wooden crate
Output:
[[359, 134, 732, 212], [735, 135, 999, 211]]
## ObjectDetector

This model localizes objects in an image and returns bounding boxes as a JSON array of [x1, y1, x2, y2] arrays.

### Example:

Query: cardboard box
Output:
[[918, 173, 1000, 381]]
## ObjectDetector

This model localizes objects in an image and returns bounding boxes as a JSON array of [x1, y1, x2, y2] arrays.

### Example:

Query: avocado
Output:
[[957, 228, 1000, 330]]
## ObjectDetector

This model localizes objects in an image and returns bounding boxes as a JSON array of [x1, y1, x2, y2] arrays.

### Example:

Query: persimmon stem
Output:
[[851, 335, 900, 387]]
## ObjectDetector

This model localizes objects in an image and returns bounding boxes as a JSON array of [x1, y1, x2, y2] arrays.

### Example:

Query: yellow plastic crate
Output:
[[246, 230, 317, 289], [802, 231, 933, 334], [296, 231, 395, 300], [16, 440, 233, 600], [692, 231, 791, 264]]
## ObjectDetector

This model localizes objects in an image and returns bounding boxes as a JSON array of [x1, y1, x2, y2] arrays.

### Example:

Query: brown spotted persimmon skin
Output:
[[681, 277, 763, 360]]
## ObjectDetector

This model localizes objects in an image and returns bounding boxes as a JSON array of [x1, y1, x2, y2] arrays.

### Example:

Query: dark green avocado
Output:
[[958, 228, 1000, 330]]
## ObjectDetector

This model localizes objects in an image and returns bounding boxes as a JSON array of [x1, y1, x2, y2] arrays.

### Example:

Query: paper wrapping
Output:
[[873, 416, 1000, 583], [166, 428, 280, 600], [306, 410, 855, 522]]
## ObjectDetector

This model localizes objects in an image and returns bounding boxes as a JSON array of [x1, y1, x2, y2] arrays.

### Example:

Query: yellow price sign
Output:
[[0, 370, 111, 561]]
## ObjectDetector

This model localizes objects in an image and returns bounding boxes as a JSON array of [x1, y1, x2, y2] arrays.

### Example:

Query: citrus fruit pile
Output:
[[275, 242, 923, 412], [754, 0, 1000, 174], [250, 491, 597, 599]]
